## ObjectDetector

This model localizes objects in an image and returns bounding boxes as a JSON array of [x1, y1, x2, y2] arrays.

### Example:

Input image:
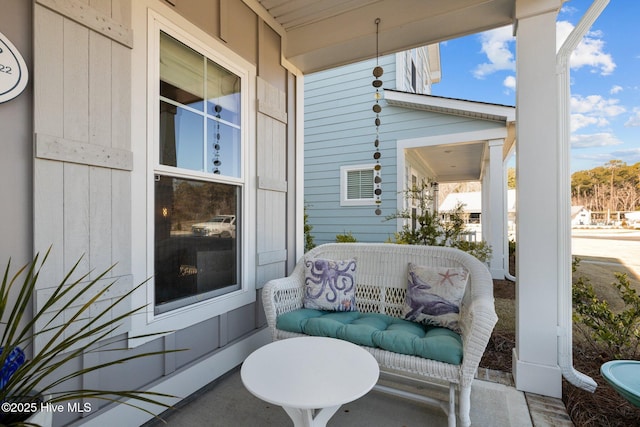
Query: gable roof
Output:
[[386, 90, 516, 182], [384, 90, 515, 123]]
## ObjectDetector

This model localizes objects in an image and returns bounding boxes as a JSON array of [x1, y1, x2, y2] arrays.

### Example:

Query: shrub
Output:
[[386, 179, 492, 263], [452, 240, 493, 264], [304, 205, 316, 252], [572, 258, 640, 359], [335, 232, 357, 243]]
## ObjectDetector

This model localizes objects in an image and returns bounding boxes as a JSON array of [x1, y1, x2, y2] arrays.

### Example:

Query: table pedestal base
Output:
[[283, 405, 341, 427]]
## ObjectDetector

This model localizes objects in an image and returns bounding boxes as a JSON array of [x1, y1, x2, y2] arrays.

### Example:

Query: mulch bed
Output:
[[481, 279, 640, 426]]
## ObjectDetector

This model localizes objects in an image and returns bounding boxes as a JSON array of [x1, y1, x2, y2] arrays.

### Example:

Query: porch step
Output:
[[525, 392, 574, 427]]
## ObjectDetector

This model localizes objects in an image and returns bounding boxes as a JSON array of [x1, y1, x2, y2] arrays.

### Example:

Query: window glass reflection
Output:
[[160, 32, 204, 108], [159, 32, 242, 178], [207, 118, 241, 177], [154, 176, 240, 312], [160, 101, 204, 170]]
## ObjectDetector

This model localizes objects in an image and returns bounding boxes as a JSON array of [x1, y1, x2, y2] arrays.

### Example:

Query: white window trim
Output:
[[340, 164, 377, 206], [129, 5, 256, 345]]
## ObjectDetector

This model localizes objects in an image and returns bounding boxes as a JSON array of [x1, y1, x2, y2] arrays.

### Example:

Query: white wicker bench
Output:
[[262, 243, 498, 427]]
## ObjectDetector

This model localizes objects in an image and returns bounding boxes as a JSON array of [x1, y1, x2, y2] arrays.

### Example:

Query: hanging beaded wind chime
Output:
[[212, 104, 222, 174], [372, 18, 383, 215]]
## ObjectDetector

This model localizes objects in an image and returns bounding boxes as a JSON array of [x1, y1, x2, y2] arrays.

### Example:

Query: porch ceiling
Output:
[[412, 142, 486, 182], [255, 0, 515, 73]]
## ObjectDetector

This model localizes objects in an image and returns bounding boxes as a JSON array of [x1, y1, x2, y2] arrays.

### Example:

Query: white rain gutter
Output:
[[556, 0, 609, 393]]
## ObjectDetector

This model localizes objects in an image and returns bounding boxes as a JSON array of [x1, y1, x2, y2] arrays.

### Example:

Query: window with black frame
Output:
[[155, 31, 242, 313]]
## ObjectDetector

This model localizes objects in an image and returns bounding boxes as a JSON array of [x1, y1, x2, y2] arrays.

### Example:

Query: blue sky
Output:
[[431, 0, 640, 173]]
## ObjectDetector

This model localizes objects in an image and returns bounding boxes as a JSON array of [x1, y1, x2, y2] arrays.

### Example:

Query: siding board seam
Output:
[[257, 77, 287, 123], [36, 0, 133, 48], [258, 176, 287, 192], [36, 133, 133, 171], [258, 250, 287, 266], [257, 101, 288, 123]]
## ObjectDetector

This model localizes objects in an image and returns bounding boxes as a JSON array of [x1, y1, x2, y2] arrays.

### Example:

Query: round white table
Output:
[[241, 336, 380, 427]]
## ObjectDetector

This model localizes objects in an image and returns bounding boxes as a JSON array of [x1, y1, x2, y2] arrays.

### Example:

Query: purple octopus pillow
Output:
[[402, 263, 469, 332], [303, 257, 357, 312]]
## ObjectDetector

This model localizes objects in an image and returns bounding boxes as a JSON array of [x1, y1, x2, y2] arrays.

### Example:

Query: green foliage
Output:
[[453, 240, 493, 264], [304, 205, 316, 252], [386, 180, 492, 263], [572, 258, 640, 359], [335, 232, 357, 243], [571, 160, 640, 212], [507, 167, 516, 190], [0, 249, 181, 425]]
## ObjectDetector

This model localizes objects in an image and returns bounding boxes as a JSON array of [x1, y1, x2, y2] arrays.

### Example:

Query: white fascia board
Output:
[[384, 90, 516, 123]]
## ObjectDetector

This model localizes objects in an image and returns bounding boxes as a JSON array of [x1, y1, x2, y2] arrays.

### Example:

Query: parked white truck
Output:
[[191, 215, 236, 238]]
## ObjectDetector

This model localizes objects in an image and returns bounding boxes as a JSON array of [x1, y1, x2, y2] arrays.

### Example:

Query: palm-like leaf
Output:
[[0, 249, 183, 426]]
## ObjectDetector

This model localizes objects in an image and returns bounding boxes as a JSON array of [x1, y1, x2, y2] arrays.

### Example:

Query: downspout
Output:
[[504, 181, 516, 282], [556, 0, 609, 393]]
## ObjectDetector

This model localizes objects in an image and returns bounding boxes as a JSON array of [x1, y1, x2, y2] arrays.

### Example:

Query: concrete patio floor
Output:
[[144, 366, 573, 427]]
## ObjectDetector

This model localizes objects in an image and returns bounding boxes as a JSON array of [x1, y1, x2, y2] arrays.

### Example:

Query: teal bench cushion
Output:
[[276, 309, 463, 365]]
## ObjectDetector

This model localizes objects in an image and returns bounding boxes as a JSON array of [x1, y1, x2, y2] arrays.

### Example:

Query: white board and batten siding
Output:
[[256, 77, 288, 287], [33, 0, 133, 351]]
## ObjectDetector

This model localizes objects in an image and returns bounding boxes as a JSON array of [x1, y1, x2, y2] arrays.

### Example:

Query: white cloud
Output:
[[473, 26, 515, 79], [570, 95, 625, 131], [473, 21, 615, 79], [560, 5, 579, 15], [625, 108, 640, 127], [503, 75, 516, 91], [557, 21, 616, 75], [610, 85, 623, 94], [575, 148, 640, 167], [571, 95, 625, 116], [610, 148, 640, 163], [571, 133, 623, 148], [572, 152, 616, 166], [571, 114, 607, 132]]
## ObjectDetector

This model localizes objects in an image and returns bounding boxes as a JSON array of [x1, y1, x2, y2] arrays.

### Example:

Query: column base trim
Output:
[[513, 348, 562, 398]]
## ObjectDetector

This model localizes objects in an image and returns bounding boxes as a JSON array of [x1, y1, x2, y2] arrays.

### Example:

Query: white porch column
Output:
[[513, 2, 563, 398], [482, 139, 506, 280]]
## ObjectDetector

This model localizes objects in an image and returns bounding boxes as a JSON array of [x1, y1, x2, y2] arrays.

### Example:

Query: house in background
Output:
[[438, 189, 518, 240], [304, 48, 515, 279], [571, 206, 592, 226], [2, 1, 607, 424]]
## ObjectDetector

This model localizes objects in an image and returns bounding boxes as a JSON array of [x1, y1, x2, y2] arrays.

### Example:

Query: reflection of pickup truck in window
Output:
[[191, 215, 236, 238]]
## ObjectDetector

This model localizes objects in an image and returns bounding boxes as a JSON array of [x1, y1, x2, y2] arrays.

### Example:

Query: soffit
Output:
[[253, 0, 515, 73], [412, 142, 487, 183]]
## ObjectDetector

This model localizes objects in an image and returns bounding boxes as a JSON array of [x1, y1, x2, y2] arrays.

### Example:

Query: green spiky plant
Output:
[[0, 249, 181, 426]]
